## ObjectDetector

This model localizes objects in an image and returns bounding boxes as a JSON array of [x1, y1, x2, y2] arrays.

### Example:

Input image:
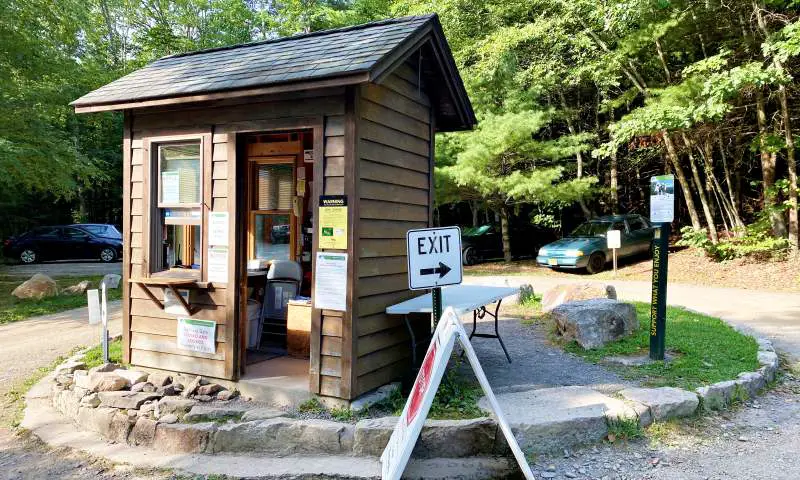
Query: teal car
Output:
[[536, 214, 654, 274]]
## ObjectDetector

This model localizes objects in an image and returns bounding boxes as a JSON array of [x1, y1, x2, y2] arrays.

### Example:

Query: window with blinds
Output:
[[255, 164, 293, 211], [159, 143, 201, 206], [250, 160, 295, 261]]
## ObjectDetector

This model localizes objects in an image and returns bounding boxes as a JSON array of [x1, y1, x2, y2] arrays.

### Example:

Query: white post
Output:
[[613, 248, 617, 277], [101, 283, 109, 364]]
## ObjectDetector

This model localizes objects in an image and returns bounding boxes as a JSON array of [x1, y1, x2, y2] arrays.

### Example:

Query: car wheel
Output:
[[19, 249, 37, 264], [462, 247, 478, 266], [586, 252, 606, 274], [99, 247, 116, 263]]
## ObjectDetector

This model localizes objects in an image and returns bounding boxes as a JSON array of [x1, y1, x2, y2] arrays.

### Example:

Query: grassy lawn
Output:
[[82, 338, 123, 369], [562, 302, 759, 390], [0, 275, 121, 325]]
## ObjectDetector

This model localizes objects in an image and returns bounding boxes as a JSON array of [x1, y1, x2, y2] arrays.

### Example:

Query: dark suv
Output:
[[3, 224, 122, 263]]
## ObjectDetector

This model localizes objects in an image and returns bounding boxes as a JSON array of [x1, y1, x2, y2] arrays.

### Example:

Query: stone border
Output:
[[29, 333, 783, 470]]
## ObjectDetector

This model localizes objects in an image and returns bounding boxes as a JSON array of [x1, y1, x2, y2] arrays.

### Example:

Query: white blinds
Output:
[[256, 164, 293, 210]]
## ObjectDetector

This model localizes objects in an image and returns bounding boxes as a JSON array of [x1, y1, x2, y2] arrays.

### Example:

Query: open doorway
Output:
[[241, 130, 315, 382]]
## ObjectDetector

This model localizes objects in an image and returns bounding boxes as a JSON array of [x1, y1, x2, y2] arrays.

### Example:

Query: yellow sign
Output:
[[319, 195, 348, 249]]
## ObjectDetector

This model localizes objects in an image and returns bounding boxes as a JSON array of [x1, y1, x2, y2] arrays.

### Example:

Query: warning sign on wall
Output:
[[318, 195, 348, 249]]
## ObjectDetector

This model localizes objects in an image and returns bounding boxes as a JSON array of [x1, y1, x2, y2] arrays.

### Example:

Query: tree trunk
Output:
[[778, 75, 798, 248], [664, 132, 703, 230], [469, 201, 480, 227], [703, 139, 743, 234], [500, 206, 512, 263], [718, 135, 745, 231], [756, 89, 787, 237], [610, 147, 619, 213], [683, 133, 719, 243], [655, 38, 672, 83], [558, 90, 592, 219]]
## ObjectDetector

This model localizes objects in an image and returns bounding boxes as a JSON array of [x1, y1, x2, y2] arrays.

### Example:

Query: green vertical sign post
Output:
[[431, 287, 443, 328], [649, 175, 674, 361]]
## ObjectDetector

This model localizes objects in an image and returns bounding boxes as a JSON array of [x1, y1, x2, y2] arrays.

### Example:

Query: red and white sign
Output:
[[380, 308, 534, 480]]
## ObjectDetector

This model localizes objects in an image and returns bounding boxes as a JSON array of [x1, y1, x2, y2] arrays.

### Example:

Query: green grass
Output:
[[605, 416, 643, 442], [82, 338, 123, 369], [0, 275, 121, 325], [562, 302, 759, 390]]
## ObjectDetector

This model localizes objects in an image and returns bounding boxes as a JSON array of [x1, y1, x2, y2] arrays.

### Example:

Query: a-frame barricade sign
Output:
[[380, 307, 534, 480]]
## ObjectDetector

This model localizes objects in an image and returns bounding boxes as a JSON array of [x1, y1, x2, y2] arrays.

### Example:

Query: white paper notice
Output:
[[161, 171, 180, 204], [208, 246, 228, 283], [177, 318, 216, 354], [208, 211, 229, 246], [314, 252, 347, 311], [164, 288, 191, 315]]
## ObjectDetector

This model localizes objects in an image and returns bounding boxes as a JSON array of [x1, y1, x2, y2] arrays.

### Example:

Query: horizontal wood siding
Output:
[[353, 75, 432, 397]]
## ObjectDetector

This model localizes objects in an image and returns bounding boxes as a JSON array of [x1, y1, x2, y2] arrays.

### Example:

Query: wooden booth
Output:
[[72, 14, 475, 402]]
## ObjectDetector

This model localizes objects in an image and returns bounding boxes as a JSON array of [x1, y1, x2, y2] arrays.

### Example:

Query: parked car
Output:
[[536, 214, 654, 274], [461, 224, 553, 265], [3, 224, 123, 264]]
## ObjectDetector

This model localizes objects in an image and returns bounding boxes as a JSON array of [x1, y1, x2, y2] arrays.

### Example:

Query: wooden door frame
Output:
[[229, 116, 324, 379]]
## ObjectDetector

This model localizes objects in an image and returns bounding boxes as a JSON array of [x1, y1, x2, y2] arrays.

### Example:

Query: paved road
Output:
[[0, 261, 122, 278], [466, 275, 800, 362]]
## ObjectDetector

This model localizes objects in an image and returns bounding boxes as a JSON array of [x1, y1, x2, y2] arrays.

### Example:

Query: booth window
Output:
[[250, 159, 294, 261], [153, 141, 203, 274]]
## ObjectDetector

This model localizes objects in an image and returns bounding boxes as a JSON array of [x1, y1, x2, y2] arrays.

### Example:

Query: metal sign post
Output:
[[607, 229, 621, 277], [406, 227, 463, 328], [649, 175, 674, 360]]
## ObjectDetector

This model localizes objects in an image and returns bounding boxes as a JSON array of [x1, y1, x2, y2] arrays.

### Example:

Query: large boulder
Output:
[[87, 372, 130, 392], [551, 299, 637, 349], [541, 283, 617, 312], [11, 274, 58, 299]]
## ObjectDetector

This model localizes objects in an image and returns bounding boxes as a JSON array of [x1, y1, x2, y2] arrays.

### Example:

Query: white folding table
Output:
[[386, 285, 518, 364]]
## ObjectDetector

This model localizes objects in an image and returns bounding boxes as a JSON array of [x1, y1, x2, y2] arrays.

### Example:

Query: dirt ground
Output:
[[466, 247, 800, 293]]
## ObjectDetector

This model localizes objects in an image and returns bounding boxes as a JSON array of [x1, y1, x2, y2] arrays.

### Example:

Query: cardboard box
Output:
[[287, 299, 312, 358]]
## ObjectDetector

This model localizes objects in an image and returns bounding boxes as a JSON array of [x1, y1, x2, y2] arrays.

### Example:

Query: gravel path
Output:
[[463, 315, 629, 390], [527, 374, 800, 480], [0, 260, 122, 278]]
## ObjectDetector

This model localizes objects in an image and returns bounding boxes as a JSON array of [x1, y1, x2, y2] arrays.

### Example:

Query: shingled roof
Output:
[[72, 14, 475, 131]]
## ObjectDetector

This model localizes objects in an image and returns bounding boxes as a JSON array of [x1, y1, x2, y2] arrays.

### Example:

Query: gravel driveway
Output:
[[0, 261, 122, 278]]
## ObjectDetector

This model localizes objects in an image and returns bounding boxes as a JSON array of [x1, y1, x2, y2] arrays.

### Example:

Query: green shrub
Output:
[[677, 222, 789, 262]]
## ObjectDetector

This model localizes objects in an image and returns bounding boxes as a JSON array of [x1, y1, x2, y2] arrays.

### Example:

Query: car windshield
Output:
[[569, 221, 611, 238], [79, 225, 106, 235]]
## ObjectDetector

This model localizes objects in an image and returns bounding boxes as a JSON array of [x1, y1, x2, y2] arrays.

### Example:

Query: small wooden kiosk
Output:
[[72, 14, 475, 402]]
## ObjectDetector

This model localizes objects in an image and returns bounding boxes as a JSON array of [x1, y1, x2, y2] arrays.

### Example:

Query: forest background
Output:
[[3, 0, 800, 262]]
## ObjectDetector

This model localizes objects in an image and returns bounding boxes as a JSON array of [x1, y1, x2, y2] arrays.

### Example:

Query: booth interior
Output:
[[238, 129, 316, 391]]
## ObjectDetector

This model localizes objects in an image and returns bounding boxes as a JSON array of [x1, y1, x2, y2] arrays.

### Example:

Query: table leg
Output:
[[467, 301, 512, 363], [403, 314, 417, 367], [493, 300, 511, 363]]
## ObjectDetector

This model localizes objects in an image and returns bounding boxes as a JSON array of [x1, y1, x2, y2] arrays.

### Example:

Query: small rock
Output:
[[147, 372, 172, 387], [181, 376, 203, 397], [140, 402, 156, 414], [127, 410, 139, 420], [565, 473, 577, 479], [651, 457, 660, 466], [62, 280, 90, 295], [55, 374, 74, 387], [159, 414, 179, 424], [540, 473, 556, 479], [157, 384, 178, 396], [89, 363, 120, 374], [114, 369, 149, 385], [547, 464, 556, 472], [194, 395, 212, 402], [738, 436, 749, 442], [216, 389, 238, 401], [196, 383, 222, 396], [80, 393, 101, 408], [142, 383, 157, 393], [55, 361, 85, 375], [88, 372, 129, 392], [130, 382, 148, 393]]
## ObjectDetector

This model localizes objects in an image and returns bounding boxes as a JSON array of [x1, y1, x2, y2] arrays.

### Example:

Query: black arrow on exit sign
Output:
[[419, 262, 452, 278]]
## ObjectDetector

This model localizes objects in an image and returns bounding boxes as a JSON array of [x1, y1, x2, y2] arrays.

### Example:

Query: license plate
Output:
[[548, 258, 558, 266]]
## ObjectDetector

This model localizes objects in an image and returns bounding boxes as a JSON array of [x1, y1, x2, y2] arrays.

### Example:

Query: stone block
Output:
[[181, 376, 203, 397], [108, 412, 133, 443], [216, 389, 238, 401], [542, 283, 617, 312], [551, 299, 638, 349], [114, 369, 149, 385], [76, 406, 116, 436], [210, 418, 353, 455], [353, 417, 396, 456], [155, 397, 197, 418], [89, 363, 120, 374], [130, 417, 157, 446], [737, 371, 766, 398], [184, 405, 249, 422], [196, 383, 222, 396], [159, 414, 178, 424], [697, 380, 737, 411], [148, 372, 172, 387], [99, 391, 162, 409], [414, 418, 497, 458], [619, 387, 699, 421], [80, 392, 101, 408], [350, 382, 401, 413], [88, 372, 129, 392], [240, 407, 285, 422], [153, 422, 215, 453], [55, 360, 86, 375]]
